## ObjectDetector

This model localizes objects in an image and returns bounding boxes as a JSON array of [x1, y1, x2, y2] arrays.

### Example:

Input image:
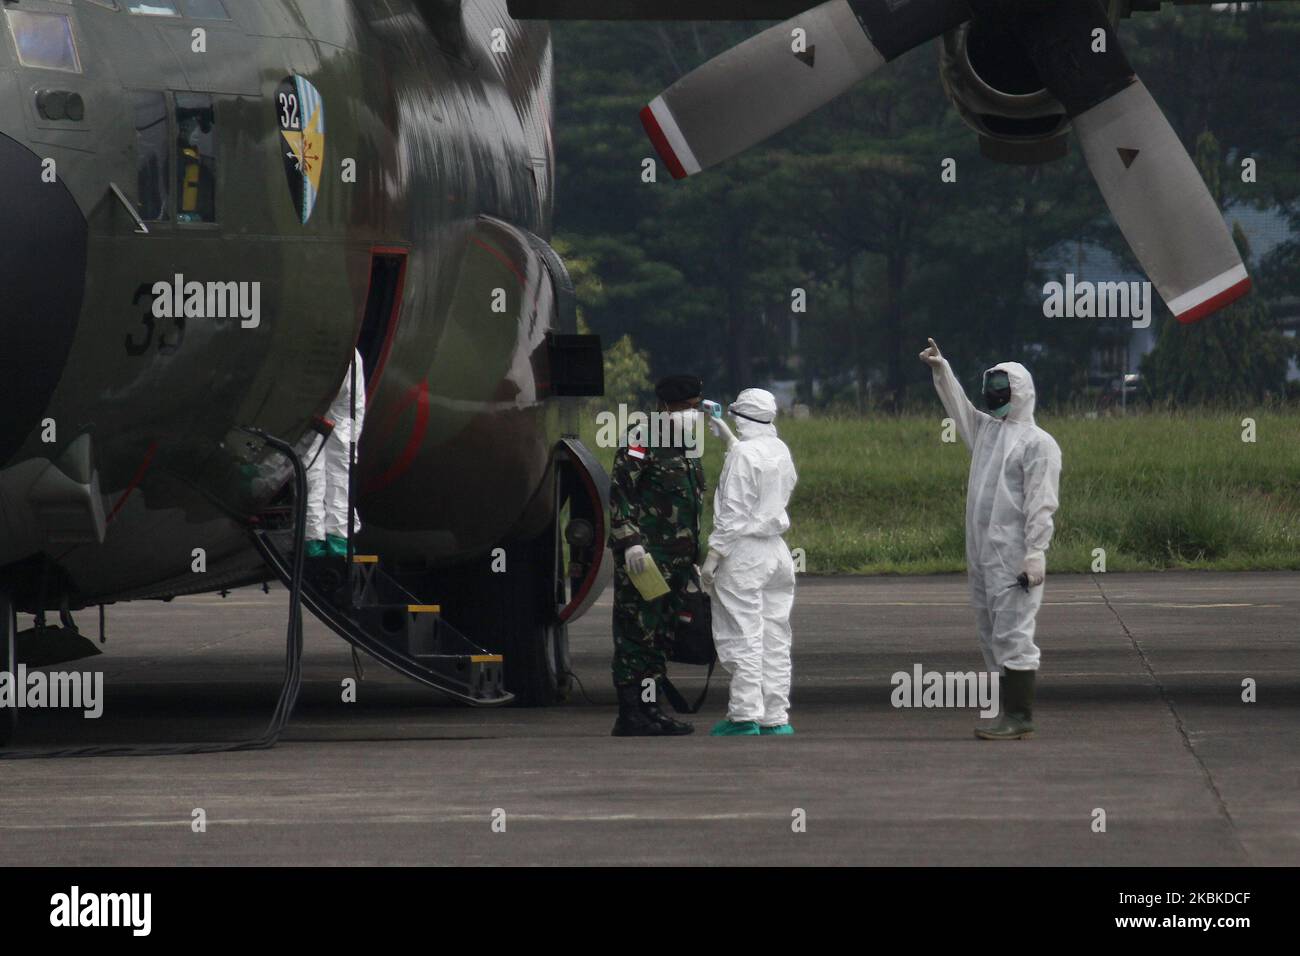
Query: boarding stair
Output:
[[252, 524, 512, 706]]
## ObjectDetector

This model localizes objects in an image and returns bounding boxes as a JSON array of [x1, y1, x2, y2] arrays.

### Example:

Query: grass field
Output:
[[582, 410, 1300, 574]]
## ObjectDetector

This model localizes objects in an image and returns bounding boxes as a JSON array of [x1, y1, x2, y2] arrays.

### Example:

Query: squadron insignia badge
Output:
[[276, 75, 326, 224]]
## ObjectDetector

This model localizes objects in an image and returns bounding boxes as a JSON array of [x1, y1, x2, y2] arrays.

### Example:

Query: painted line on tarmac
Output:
[[0, 811, 776, 830], [803, 601, 969, 606], [801, 600, 1271, 609], [807, 669, 1280, 680], [174, 601, 283, 607], [1136, 602, 1277, 609]]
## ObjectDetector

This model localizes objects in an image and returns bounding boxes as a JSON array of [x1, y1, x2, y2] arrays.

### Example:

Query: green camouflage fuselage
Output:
[[0, 0, 574, 608]]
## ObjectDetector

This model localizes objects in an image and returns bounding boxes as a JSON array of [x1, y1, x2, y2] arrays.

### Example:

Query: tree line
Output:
[[551, 5, 1299, 410]]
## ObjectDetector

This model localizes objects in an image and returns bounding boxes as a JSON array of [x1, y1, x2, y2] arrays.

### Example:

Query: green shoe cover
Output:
[[326, 534, 348, 558], [710, 719, 761, 736], [305, 540, 328, 559], [759, 724, 794, 736]]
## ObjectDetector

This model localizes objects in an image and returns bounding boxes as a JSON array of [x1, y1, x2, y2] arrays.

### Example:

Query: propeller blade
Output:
[[1073, 80, 1248, 323], [641, 0, 970, 179], [977, 0, 1249, 322]]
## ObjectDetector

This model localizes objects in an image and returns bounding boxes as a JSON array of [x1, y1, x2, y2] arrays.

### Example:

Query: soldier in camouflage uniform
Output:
[[609, 375, 707, 736]]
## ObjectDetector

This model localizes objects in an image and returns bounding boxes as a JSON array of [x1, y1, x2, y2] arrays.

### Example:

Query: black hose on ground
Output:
[[0, 428, 307, 759]]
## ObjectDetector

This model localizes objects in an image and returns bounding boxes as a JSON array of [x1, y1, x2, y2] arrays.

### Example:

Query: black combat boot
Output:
[[974, 668, 1036, 740], [642, 690, 694, 735], [611, 684, 669, 737]]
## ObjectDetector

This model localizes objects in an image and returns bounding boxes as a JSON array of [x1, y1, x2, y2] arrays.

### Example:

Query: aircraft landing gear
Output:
[[386, 441, 607, 707], [1, 593, 16, 747], [472, 441, 606, 706], [429, 444, 610, 707], [505, 522, 571, 707], [436, 524, 569, 708]]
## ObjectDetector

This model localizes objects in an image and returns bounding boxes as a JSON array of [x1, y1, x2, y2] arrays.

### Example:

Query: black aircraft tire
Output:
[[492, 531, 568, 708], [436, 526, 569, 708], [1, 594, 16, 747]]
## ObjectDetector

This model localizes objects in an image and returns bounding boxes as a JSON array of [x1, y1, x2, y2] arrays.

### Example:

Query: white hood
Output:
[[989, 362, 1036, 424], [730, 387, 779, 440], [735, 416, 778, 441]]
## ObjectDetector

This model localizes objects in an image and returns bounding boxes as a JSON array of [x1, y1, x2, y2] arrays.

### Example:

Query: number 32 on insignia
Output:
[[276, 75, 326, 225]]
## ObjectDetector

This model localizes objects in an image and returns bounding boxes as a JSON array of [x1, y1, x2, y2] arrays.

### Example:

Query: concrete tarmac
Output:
[[1, 572, 1296, 866]]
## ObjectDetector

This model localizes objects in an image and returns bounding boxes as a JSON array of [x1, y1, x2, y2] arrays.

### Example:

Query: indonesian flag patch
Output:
[[628, 443, 647, 460]]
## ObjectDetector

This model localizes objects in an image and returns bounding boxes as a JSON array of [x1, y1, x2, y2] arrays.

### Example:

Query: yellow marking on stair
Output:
[[351, 555, 380, 564], [470, 655, 503, 664], [408, 605, 442, 614]]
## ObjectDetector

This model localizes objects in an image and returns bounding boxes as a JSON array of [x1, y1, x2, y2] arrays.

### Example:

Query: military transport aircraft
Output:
[[513, 0, 1265, 325], [0, 0, 1275, 749], [0, 0, 613, 748]]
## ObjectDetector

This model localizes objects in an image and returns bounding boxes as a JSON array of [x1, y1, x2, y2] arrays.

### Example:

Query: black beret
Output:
[[655, 374, 703, 403]]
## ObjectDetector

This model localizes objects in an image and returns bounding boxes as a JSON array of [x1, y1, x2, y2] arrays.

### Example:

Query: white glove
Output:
[[1021, 551, 1045, 588], [919, 337, 944, 369], [624, 544, 647, 575], [700, 550, 722, 589], [708, 416, 737, 449]]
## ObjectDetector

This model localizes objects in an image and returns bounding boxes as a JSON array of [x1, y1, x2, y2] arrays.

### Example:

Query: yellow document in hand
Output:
[[629, 553, 671, 601]]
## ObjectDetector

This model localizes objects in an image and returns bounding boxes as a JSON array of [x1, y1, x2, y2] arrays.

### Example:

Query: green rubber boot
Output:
[[326, 534, 349, 559], [975, 668, 1036, 740], [710, 719, 761, 736], [759, 724, 795, 736]]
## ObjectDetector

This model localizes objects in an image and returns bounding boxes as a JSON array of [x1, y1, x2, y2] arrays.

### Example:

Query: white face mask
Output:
[[665, 409, 703, 453]]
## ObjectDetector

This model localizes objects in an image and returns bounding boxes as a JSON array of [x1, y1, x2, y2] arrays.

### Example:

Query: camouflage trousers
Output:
[[611, 553, 698, 689]]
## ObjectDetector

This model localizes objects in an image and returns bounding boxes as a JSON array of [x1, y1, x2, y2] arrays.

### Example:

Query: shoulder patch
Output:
[[626, 423, 650, 459]]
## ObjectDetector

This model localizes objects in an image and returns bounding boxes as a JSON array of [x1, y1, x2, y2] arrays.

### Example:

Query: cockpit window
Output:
[[132, 91, 170, 222], [180, 0, 230, 19], [6, 11, 82, 73], [175, 93, 217, 224], [126, 1, 179, 16]]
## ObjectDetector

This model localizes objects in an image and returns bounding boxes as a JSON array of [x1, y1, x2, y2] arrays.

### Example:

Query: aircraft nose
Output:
[[0, 131, 88, 466]]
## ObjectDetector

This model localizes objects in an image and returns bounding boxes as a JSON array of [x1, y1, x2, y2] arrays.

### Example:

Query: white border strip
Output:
[[647, 95, 701, 177], [1168, 263, 1249, 316]]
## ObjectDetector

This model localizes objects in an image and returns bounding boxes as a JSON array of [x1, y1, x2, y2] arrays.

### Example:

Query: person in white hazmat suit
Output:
[[306, 349, 366, 559], [919, 338, 1061, 739], [699, 389, 799, 737]]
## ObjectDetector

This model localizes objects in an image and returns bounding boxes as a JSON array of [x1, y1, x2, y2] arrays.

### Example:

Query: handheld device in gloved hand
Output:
[[1020, 551, 1046, 588], [627, 552, 671, 601], [703, 403, 737, 449]]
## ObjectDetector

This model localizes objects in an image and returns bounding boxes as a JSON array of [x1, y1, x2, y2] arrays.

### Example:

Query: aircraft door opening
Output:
[[357, 248, 408, 398]]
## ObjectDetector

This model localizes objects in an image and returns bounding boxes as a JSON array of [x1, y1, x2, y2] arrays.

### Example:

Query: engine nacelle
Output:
[[938, 20, 1071, 165]]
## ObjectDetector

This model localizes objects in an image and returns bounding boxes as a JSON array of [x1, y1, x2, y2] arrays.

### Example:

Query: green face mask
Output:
[[983, 369, 1012, 418]]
